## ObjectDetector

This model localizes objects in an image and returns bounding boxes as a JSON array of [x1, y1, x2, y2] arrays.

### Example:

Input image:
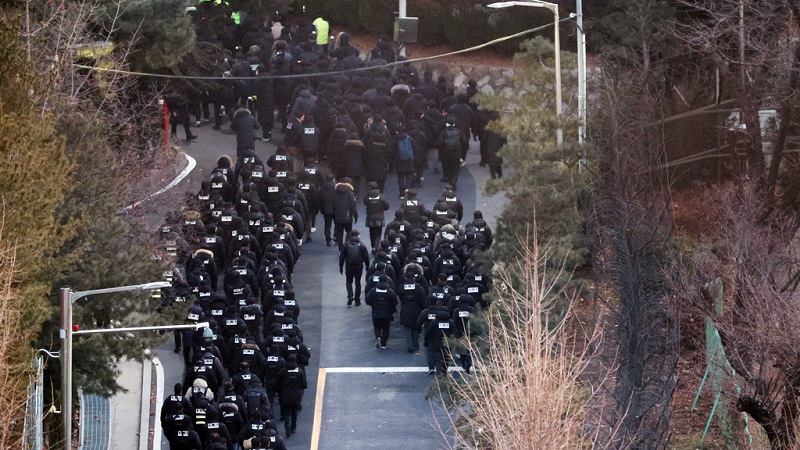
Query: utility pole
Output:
[[576, 0, 587, 145], [398, 0, 407, 57]]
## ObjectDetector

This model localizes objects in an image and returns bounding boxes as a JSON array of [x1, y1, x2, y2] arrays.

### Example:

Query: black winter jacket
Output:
[[332, 183, 357, 224], [398, 276, 427, 327], [231, 109, 261, 154], [363, 189, 390, 228], [365, 281, 398, 320]]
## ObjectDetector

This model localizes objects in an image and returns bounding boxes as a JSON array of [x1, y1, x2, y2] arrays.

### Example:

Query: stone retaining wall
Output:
[[416, 61, 516, 96]]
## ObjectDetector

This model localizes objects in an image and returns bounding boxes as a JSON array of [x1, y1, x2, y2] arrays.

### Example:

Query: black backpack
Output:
[[245, 388, 265, 417], [444, 127, 461, 153], [345, 242, 362, 265]]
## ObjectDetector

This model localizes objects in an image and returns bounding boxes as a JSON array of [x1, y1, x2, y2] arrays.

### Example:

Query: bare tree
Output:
[[670, 183, 800, 450], [21, 0, 166, 207], [0, 220, 32, 449], [587, 53, 679, 449], [439, 232, 603, 449], [673, 0, 800, 210]]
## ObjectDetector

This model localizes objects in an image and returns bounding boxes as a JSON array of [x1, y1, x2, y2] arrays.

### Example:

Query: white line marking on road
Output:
[[122, 152, 197, 211], [324, 366, 463, 373]]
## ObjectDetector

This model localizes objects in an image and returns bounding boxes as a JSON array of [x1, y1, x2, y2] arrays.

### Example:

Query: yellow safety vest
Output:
[[312, 17, 329, 46], [231, 11, 241, 25]]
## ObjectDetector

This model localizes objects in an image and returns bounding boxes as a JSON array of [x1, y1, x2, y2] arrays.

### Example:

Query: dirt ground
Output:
[[346, 32, 516, 68]]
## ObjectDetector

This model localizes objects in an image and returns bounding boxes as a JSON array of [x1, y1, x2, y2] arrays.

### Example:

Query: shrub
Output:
[[487, 8, 554, 53], [442, 5, 492, 50], [407, 0, 447, 46], [357, 0, 395, 35]]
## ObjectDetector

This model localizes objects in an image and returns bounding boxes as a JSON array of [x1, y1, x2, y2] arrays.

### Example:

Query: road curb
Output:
[[152, 357, 164, 450], [138, 356, 165, 450], [123, 152, 197, 211], [139, 358, 153, 450]]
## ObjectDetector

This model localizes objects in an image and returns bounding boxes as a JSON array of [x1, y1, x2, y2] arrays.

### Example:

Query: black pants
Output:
[[170, 117, 192, 140], [460, 350, 473, 374], [373, 318, 391, 346], [345, 266, 363, 300], [334, 222, 352, 249], [323, 214, 334, 243], [397, 171, 414, 195], [258, 106, 274, 138], [307, 198, 320, 227], [368, 226, 382, 251], [275, 101, 289, 130], [281, 404, 299, 432], [441, 156, 460, 187]]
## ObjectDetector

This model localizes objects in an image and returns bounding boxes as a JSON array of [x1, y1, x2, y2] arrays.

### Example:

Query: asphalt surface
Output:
[[153, 119, 503, 449]]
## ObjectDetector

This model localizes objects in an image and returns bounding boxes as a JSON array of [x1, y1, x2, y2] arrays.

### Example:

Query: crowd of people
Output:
[[155, 5, 504, 450]]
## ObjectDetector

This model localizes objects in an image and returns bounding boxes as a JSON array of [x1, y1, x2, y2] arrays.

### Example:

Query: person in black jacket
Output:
[[436, 118, 467, 190], [363, 181, 390, 252], [342, 135, 366, 200], [485, 111, 506, 179], [365, 277, 398, 349], [363, 116, 392, 192], [331, 32, 360, 60], [319, 174, 336, 246], [231, 107, 261, 157], [254, 65, 275, 141], [424, 310, 455, 375], [397, 270, 427, 352], [447, 93, 474, 160], [277, 354, 307, 437], [166, 94, 198, 142], [331, 178, 358, 248], [338, 230, 370, 305]]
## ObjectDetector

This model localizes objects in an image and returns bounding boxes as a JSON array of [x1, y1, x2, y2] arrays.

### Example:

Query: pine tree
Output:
[[0, 18, 72, 336], [476, 37, 588, 278]]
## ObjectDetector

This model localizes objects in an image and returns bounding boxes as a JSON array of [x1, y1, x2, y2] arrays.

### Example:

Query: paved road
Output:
[[154, 121, 503, 449]]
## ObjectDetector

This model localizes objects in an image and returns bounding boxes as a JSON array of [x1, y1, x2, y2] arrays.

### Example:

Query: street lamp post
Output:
[[488, 0, 562, 146], [576, 0, 586, 145], [59, 281, 170, 450]]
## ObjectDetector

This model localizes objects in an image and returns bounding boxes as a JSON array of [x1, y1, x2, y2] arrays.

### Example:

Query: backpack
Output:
[[345, 241, 362, 265], [397, 136, 414, 161], [444, 128, 461, 153], [245, 388, 265, 417]]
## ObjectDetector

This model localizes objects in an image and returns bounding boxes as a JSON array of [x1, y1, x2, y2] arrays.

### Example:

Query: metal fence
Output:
[[23, 356, 45, 450]]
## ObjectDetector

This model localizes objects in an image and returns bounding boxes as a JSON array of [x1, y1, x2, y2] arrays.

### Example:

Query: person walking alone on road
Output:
[[339, 230, 370, 306]]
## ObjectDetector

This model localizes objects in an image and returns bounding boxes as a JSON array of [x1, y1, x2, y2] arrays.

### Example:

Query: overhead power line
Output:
[[74, 20, 569, 81]]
